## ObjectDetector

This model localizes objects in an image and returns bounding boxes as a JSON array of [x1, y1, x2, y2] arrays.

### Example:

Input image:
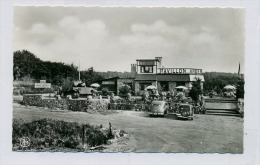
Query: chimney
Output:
[[131, 64, 137, 77], [155, 57, 162, 68]]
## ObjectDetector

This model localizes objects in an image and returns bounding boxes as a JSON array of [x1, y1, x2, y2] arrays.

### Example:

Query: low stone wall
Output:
[[23, 95, 153, 111], [23, 94, 43, 106], [22, 95, 108, 111]]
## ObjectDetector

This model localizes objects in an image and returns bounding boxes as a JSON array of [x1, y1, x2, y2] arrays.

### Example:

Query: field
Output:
[[13, 96, 243, 153]]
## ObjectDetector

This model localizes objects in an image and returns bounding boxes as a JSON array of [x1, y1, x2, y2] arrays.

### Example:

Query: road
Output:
[[13, 99, 243, 153]]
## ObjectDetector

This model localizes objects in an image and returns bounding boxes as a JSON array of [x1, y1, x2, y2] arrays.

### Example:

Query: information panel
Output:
[[35, 83, 51, 88]]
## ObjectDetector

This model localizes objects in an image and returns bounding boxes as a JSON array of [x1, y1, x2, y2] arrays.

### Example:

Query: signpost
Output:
[[40, 80, 46, 83], [35, 80, 51, 88]]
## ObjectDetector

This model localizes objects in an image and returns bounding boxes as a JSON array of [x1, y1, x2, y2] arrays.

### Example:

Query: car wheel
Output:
[[149, 114, 153, 117], [190, 117, 193, 120]]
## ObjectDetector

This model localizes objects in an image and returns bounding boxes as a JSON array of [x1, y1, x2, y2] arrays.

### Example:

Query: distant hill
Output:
[[203, 72, 241, 79]]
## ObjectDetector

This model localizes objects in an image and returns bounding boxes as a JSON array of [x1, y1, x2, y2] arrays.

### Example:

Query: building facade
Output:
[[100, 57, 204, 95]]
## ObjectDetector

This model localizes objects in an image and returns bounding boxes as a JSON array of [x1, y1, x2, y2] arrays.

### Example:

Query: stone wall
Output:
[[22, 94, 151, 112], [22, 94, 108, 111]]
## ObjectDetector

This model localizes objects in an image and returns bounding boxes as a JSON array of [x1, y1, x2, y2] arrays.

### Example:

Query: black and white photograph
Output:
[[11, 6, 246, 153]]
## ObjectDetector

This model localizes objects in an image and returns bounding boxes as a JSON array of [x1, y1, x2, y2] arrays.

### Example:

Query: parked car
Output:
[[149, 100, 168, 117], [168, 102, 180, 114], [176, 103, 194, 120], [223, 91, 236, 98], [209, 91, 217, 98]]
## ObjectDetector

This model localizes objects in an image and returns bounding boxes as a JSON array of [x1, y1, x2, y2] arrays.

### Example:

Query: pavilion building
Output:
[[100, 57, 204, 95]]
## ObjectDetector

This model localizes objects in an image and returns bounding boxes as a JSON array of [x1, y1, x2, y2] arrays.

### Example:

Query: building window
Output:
[[140, 66, 153, 73], [160, 82, 169, 91], [176, 81, 186, 87], [140, 82, 152, 90]]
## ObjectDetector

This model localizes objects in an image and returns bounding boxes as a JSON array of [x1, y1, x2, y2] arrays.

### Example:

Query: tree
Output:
[[13, 50, 78, 84], [80, 67, 104, 86], [236, 77, 244, 99], [203, 72, 241, 93], [13, 50, 41, 79], [60, 77, 74, 94], [189, 78, 203, 103]]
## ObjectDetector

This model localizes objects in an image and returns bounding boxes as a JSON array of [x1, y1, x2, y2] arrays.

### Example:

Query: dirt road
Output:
[[13, 101, 243, 153]]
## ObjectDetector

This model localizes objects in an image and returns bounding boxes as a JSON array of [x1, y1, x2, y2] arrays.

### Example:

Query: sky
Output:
[[14, 7, 245, 73]]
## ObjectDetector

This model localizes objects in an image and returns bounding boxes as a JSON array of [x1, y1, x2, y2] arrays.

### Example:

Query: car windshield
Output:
[[153, 103, 162, 106], [180, 106, 190, 111]]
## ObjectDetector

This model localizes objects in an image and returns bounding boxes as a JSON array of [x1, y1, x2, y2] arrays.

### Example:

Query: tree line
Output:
[[13, 50, 104, 86]]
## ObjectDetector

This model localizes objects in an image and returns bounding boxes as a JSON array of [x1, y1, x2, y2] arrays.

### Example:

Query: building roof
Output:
[[100, 76, 135, 82], [134, 74, 204, 82], [136, 59, 159, 61]]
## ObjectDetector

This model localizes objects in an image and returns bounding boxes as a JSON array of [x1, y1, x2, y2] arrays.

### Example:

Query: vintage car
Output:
[[223, 91, 236, 98], [209, 91, 217, 98], [176, 103, 194, 120], [149, 100, 168, 117]]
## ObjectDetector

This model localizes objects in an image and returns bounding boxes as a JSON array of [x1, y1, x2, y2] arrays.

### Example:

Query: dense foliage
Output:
[[189, 78, 203, 103], [12, 119, 111, 151], [236, 77, 245, 99], [119, 85, 132, 96], [80, 67, 104, 86], [203, 72, 242, 93], [13, 50, 104, 86], [14, 50, 78, 84]]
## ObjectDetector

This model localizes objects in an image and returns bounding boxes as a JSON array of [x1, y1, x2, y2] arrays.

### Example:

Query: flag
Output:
[[238, 62, 240, 75]]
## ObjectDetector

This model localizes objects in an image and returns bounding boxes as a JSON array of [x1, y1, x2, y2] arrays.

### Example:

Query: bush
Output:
[[119, 85, 131, 95], [102, 88, 110, 96], [236, 78, 244, 99], [12, 119, 111, 151], [189, 78, 203, 103]]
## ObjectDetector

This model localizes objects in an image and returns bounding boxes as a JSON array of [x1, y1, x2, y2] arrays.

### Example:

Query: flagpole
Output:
[[238, 62, 240, 75]]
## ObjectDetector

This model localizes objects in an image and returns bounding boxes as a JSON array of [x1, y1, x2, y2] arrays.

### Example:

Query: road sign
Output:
[[35, 83, 51, 88]]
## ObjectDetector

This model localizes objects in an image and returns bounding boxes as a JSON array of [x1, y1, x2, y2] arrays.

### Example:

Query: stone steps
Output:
[[206, 109, 240, 117]]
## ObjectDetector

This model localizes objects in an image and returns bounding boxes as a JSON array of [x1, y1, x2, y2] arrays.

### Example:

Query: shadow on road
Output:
[[138, 113, 191, 121]]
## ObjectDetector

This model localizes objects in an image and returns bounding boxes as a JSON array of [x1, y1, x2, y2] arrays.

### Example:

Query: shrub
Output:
[[236, 78, 244, 99], [12, 119, 111, 151], [102, 88, 110, 96], [189, 78, 203, 103], [119, 85, 131, 96]]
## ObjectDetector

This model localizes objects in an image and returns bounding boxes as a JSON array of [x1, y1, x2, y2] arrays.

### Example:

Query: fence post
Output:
[[82, 125, 86, 148]]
